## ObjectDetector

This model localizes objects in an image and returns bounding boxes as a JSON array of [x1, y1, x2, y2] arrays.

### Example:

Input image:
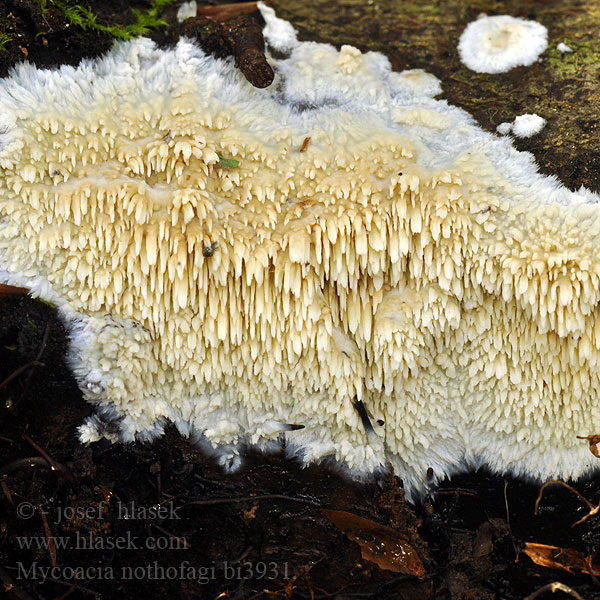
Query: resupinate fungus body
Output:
[[0, 5, 598, 499], [496, 114, 546, 138], [458, 14, 548, 74]]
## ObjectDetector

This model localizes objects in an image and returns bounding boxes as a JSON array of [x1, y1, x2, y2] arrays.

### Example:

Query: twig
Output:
[[535, 480, 600, 526], [196, 1, 258, 21], [0, 456, 72, 478], [504, 480, 518, 561], [23, 434, 57, 470], [22, 433, 74, 481], [300, 137, 311, 152], [150, 524, 189, 549], [523, 581, 584, 600], [13, 320, 51, 410], [1, 480, 13, 504], [434, 487, 477, 496], [0, 361, 44, 391], [177, 5, 273, 88], [185, 493, 322, 508], [223, 15, 274, 88], [39, 507, 57, 567]]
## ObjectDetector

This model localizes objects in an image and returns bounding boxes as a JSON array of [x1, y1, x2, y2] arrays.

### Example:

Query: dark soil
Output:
[[1, 2, 600, 600]]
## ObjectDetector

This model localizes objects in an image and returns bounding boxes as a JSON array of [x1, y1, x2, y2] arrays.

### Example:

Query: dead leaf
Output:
[[522, 542, 600, 576], [242, 502, 258, 521], [322, 509, 425, 576], [577, 434, 600, 458]]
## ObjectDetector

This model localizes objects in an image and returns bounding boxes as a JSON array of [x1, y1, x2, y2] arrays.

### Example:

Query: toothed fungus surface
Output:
[[0, 6, 598, 497], [458, 14, 548, 74]]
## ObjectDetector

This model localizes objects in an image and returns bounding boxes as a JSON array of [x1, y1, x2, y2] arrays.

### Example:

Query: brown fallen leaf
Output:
[[522, 542, 600, 576], [577, 434, 600, 458], [322, 509, 426, 576]]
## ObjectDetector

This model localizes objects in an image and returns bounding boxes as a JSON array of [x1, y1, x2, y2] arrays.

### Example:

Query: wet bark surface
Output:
[[1, 2, 599, 599]]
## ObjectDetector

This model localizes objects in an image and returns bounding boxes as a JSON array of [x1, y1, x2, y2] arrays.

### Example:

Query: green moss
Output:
[[41, 0, 174, 40], [38, 298, 56, 308], [546, 39, 600, 76], [36, 0, 50, 18], [0, 32, 12, 52]]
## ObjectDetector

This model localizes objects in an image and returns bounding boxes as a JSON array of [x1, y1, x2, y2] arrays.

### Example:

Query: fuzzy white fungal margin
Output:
[[557, 42, 573, 53], [458, 14, 548, 73], [176, 1, 197, 23], [0, 9, 598, 500], [496, 121, 513, 135], [257, 1, 298, 52], [512, 113, 546, 137], [497, 113, 546, 138]]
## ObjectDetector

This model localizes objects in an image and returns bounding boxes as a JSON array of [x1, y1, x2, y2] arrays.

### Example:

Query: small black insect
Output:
[[202, 241, 219, 258]]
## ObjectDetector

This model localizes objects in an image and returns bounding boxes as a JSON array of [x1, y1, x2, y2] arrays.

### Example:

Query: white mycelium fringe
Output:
[[556, 42, 573, 53], [176, 1, 197, 23], [0, 6, 598, 499], [497, 113, 546, 138]]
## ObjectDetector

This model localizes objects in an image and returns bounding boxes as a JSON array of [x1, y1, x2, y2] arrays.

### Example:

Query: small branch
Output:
[[523, 582, 584, 600], [196, 2, 258, 21], [185, 493, 321, 508], [535, 480, 599, 526], [0, 456, 72, 479], [223, 16, 274, 88], [177, 6, 274, 88], [0, 361, 44, 391], [504, 480, 518, 561]]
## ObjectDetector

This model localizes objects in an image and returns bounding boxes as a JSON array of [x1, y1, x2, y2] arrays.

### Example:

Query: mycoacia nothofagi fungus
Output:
[[458, 14, 548, 74], [0, 5, 598, 499]]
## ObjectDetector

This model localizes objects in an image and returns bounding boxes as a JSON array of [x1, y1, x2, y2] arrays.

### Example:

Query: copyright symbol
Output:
[[16, 502, 36, 519]]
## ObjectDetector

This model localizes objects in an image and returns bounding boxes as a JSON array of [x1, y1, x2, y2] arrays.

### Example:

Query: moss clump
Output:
[[546, 39, 600, 76], [38, 0, 174, 40]]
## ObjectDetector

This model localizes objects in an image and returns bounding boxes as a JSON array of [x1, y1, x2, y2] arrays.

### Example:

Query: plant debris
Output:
[[322, 508, 426, 576]]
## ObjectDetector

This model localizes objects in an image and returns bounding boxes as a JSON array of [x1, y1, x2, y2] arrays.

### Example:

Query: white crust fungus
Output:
[[176, 1, 197, 23], [0, 8, 598, 499], [257, 1, 298, 53], [458, 14, 548, 74], [557, 42, 573, 53], [497, 113, 546, 138]]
